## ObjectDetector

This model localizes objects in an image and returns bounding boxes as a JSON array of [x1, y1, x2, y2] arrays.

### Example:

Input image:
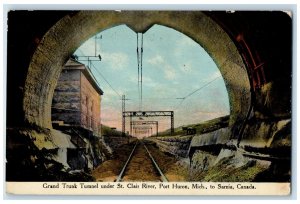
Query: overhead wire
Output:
[[92, 66, 123, 121], [141, 34, 144, 111], [173, 58, 233, 111], [183, 74, 222, 99], [75, 50, 103, 91], [90, 62, 122, 98], [77, 49, 122, 98], [174, 74, 223, 110], [136, 34, 140, 109], [136, 33, 144, 111], [129, 97, 185, 101], [77, 34, 229, 119]]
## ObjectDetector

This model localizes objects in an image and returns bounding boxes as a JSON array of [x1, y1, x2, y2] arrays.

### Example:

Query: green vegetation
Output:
[[190, 157, 268, 182], [101, 124, 126, 137], [157, 115, 230, 136]]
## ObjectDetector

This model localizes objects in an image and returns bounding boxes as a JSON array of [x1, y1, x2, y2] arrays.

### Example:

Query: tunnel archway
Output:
[[23, 11, 251, 139]]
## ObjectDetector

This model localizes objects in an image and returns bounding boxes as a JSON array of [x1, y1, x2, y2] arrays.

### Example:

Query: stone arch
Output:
[[23, 11, 250, 137]]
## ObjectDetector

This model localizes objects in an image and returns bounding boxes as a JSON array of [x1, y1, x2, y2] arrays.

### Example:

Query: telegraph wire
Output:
[[77, 49, 122, 98], [129, 97, 186, 101], [183, 74, 222, 99], [136, 33, 144, 111], [136, 34, 140, 110], [75, 49, 103, 91], [90, 62, 122, 98], [140, 33, 144, 111], [174, 74, 223, 110], [173, 58, 232, 111]]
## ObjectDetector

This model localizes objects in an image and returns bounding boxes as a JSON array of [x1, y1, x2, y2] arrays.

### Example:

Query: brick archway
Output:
[[23, 11, 251, 136]]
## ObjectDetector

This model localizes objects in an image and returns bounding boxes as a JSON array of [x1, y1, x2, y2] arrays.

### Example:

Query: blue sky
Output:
[[74, 24, 229, 134]]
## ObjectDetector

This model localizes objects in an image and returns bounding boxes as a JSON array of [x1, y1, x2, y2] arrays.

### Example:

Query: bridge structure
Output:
[[132, 126, 153, 137], [130, 121, 158, 137], [123, 111, 174, 136]]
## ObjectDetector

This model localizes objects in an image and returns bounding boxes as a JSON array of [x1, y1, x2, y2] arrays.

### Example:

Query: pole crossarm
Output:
[[130, 121, 158, 125], [123, 111, 173, 117]]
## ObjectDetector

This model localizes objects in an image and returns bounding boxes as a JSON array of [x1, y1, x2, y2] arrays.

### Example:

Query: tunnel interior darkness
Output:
[[23, 11, 251, 141]]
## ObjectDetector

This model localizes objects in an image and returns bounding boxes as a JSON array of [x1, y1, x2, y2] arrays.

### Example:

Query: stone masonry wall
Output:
[[146, 135, 193, 158], [80, 71, 101, 135], [52, 69, 81, 125], [103, 136, 136, 152]]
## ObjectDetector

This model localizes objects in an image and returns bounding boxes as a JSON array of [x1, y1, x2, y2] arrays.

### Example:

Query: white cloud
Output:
[[179, 61, 193, 74], [102, 52, 129, 71], [146, 55, 164, 66], [179, 35, 198, 47], [146, 55, 177, 80], [163, 64, 177, 80], [174, 36, 199, 57], [164, 69, 176, 80], [129, 75, 157, 87], [76, 40, 129, 71], [142, 76, 158, 87], [102, 88, 117, 98], [129, 75, 138, 83]]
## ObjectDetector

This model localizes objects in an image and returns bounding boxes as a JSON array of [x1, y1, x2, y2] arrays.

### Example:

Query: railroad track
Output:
[[115, 140, 168, 182]]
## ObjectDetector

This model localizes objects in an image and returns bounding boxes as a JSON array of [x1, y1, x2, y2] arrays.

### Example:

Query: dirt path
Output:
[[146, 142, 189, 181], [92, 143, 135, 182], [122, 143, 161, 181], [92, 140, 187, 182]]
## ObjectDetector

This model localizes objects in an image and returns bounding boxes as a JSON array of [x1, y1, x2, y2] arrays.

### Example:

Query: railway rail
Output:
[[115, 140, 168, 182]]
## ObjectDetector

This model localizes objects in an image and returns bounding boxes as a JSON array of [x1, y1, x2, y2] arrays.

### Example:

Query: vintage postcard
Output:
[[5, 10, 292, 195]]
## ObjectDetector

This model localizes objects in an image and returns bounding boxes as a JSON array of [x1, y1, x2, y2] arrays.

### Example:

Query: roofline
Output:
[[63, 59, 104, 95], [82, 67, 104, 95]]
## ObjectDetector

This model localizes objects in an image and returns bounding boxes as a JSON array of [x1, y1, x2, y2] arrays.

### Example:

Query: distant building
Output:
[[51, 58, 105, 170], [52, 58, 103, 136]]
